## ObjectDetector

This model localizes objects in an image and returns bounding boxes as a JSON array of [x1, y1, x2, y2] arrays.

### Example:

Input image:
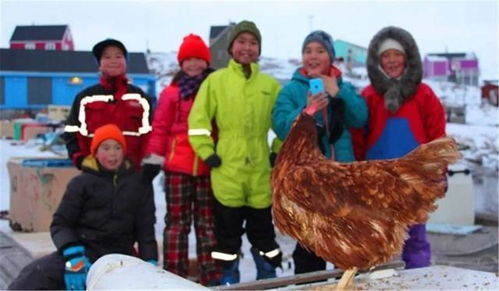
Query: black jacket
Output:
[[50, 157, 157, 262]]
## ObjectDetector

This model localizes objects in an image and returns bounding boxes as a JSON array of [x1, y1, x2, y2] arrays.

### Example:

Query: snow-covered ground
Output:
[[0, 54, 497, 283]]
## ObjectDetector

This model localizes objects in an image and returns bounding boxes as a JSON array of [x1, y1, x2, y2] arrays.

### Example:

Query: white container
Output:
[[86, 254, 209, 290]]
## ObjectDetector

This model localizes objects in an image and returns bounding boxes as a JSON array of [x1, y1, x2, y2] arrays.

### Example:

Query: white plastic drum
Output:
[[86, 254, 208, 290]]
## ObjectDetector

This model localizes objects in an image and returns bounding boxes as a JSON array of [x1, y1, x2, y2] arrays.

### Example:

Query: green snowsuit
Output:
[[188, 59, 281, 208]]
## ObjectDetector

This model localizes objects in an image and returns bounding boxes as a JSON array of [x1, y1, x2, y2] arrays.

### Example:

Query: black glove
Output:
[[140, 164, 161, 185], [327, 98, 346, 144], [269, 152, 278, 167], [204, 154, 222, 168]]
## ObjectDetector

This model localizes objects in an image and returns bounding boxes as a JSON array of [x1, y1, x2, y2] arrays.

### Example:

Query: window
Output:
[[45, 43, 56, 50], [28, 77, 52, 104], [25, 43, 35, 49]]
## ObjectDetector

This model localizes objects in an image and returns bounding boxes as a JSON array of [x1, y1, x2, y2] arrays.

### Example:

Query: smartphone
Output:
[[309, 78, 325, 95]]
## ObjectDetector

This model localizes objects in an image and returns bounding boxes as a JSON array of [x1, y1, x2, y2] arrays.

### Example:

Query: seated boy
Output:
[[9, 124, 157, 290]]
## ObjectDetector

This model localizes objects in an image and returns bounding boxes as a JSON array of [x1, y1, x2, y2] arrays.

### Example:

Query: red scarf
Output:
[[300, 65, 342, 79]]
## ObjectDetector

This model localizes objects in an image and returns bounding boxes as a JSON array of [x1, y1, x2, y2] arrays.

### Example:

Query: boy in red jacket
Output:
[[63, 39, 153, 171]]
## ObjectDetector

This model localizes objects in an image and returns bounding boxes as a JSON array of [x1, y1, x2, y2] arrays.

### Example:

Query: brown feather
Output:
[[272, 113, 460, 270]]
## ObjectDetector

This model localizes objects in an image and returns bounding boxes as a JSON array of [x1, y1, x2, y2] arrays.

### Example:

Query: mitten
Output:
[[269, 152, 278, 167], [62, 245, 91, 291], [204, 154, 222, 168], [327, 98, 346, 144], [140, 163, 161, 185]]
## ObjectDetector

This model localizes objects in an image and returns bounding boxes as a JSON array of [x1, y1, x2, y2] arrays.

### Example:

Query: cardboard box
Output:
[[12, 118, 35, 140], [0, 120, 14, 138], [8, 157, 80, 232], [48, 105, 71, 122], [21, 123, 50, 141]]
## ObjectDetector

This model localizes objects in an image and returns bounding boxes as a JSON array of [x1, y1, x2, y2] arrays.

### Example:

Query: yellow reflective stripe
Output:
[[260, 248, 281, 258], [188, 129, 211, 136], [211, 251, 238, 261]]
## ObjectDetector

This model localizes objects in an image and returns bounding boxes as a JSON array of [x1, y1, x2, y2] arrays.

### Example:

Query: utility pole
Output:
[[309, 15, 314, 32]]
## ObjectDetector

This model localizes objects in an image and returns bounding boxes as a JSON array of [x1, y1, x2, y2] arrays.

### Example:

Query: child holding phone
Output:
[[271, 30, 367, 275]]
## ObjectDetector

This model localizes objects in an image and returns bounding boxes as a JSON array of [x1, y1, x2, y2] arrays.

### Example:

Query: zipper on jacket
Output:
[[193, 157, 199, 176], [112, 173, 118, 217], [168, 139, 177, 163]]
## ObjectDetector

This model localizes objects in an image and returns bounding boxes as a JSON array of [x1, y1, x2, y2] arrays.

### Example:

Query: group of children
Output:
[[9, 20, 445, 290]]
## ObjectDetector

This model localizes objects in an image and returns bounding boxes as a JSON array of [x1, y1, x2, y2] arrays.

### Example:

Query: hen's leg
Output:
[[335, 267, 358, 290]]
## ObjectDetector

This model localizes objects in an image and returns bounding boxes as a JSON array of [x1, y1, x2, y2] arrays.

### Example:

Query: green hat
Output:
[[227, 20, 262, 56]]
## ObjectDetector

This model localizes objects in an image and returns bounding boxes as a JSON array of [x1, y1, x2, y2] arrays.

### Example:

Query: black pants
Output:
[[293, 243, 326, 274], [8, 252, 65, 290], [213, 199, 279, 254]]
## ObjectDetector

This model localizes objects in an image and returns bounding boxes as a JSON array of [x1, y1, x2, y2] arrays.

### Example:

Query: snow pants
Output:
[[8, 252, 66, 290], [163, 172, 220, 285], [402, 223, 431, 269], [213, 199, 279, 255]]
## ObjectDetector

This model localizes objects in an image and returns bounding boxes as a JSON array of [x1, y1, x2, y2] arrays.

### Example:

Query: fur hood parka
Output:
[[366, 26, 422, 113]]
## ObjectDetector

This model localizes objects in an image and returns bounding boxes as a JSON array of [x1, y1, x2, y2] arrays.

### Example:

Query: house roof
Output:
[[428, 52, 477, 59], [0, 49, 150, 74], [210, 25, 230, 39], [334, 39, 367, 51], [10, 25, 68, 41]]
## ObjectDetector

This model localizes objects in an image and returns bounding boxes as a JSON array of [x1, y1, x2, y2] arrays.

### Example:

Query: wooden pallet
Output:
[[0, 231, 35, 289], [216, 261, 405, 290]]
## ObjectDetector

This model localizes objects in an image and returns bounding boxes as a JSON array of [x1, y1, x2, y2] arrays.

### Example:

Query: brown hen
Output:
[[272, 112, 460, 271]]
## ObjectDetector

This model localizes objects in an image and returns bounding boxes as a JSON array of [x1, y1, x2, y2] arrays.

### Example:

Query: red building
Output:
[[9, 25, 74, 51], [481, 80, 498, 106]]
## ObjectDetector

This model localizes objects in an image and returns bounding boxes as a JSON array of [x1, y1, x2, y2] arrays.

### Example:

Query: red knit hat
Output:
[[90, 124, 127, 156], [177, 34, 211, 65]]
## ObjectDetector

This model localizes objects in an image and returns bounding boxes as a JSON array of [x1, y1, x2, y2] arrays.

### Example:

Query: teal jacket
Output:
[[188, 59, 281, 208], [272, 68, 367, 161]]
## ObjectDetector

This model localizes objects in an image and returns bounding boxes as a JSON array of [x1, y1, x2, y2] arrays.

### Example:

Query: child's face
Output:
[[230, 32, 259, 65], [302, 41, 331, 77], [96, 139, 124, 171], [380, 49, 406, 78], [99, 46, 127, 77], [181, 57, 208, 77]]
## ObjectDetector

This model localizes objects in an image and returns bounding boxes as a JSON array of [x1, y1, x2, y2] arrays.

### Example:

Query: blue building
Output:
[[0, 48, 155, 110], [333, 39, 368, 68]]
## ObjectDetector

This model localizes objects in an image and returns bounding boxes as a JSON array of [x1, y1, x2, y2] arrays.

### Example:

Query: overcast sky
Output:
[[1, 0, 498, 80]]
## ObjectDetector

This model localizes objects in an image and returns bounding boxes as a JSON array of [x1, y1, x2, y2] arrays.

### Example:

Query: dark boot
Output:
[[251, 247, 278, 280], [220, 259, 240, 285]]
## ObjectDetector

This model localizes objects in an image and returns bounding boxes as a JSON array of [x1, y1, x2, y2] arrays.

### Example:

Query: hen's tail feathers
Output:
[[405, 136, 461, 167], [400, 136, 461, 222]]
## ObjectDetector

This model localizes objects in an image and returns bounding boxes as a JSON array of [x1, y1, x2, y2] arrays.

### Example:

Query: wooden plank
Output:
[[216, 261, 405, 290], [0, 231, 35, 289]]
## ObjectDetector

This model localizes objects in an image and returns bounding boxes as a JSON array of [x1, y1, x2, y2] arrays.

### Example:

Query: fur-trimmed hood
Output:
[[367, 26, 422, 112]]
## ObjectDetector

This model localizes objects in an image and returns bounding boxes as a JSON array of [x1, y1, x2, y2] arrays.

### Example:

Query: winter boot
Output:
[[250, 247, 281, 280], [219, 259, 240, 285]]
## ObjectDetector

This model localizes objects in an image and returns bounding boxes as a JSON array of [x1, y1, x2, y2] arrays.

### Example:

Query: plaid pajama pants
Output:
[[163, 172, 220, 285]]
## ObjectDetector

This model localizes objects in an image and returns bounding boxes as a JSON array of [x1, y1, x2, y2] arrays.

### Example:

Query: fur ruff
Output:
[[367, 26, 422, 112]]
